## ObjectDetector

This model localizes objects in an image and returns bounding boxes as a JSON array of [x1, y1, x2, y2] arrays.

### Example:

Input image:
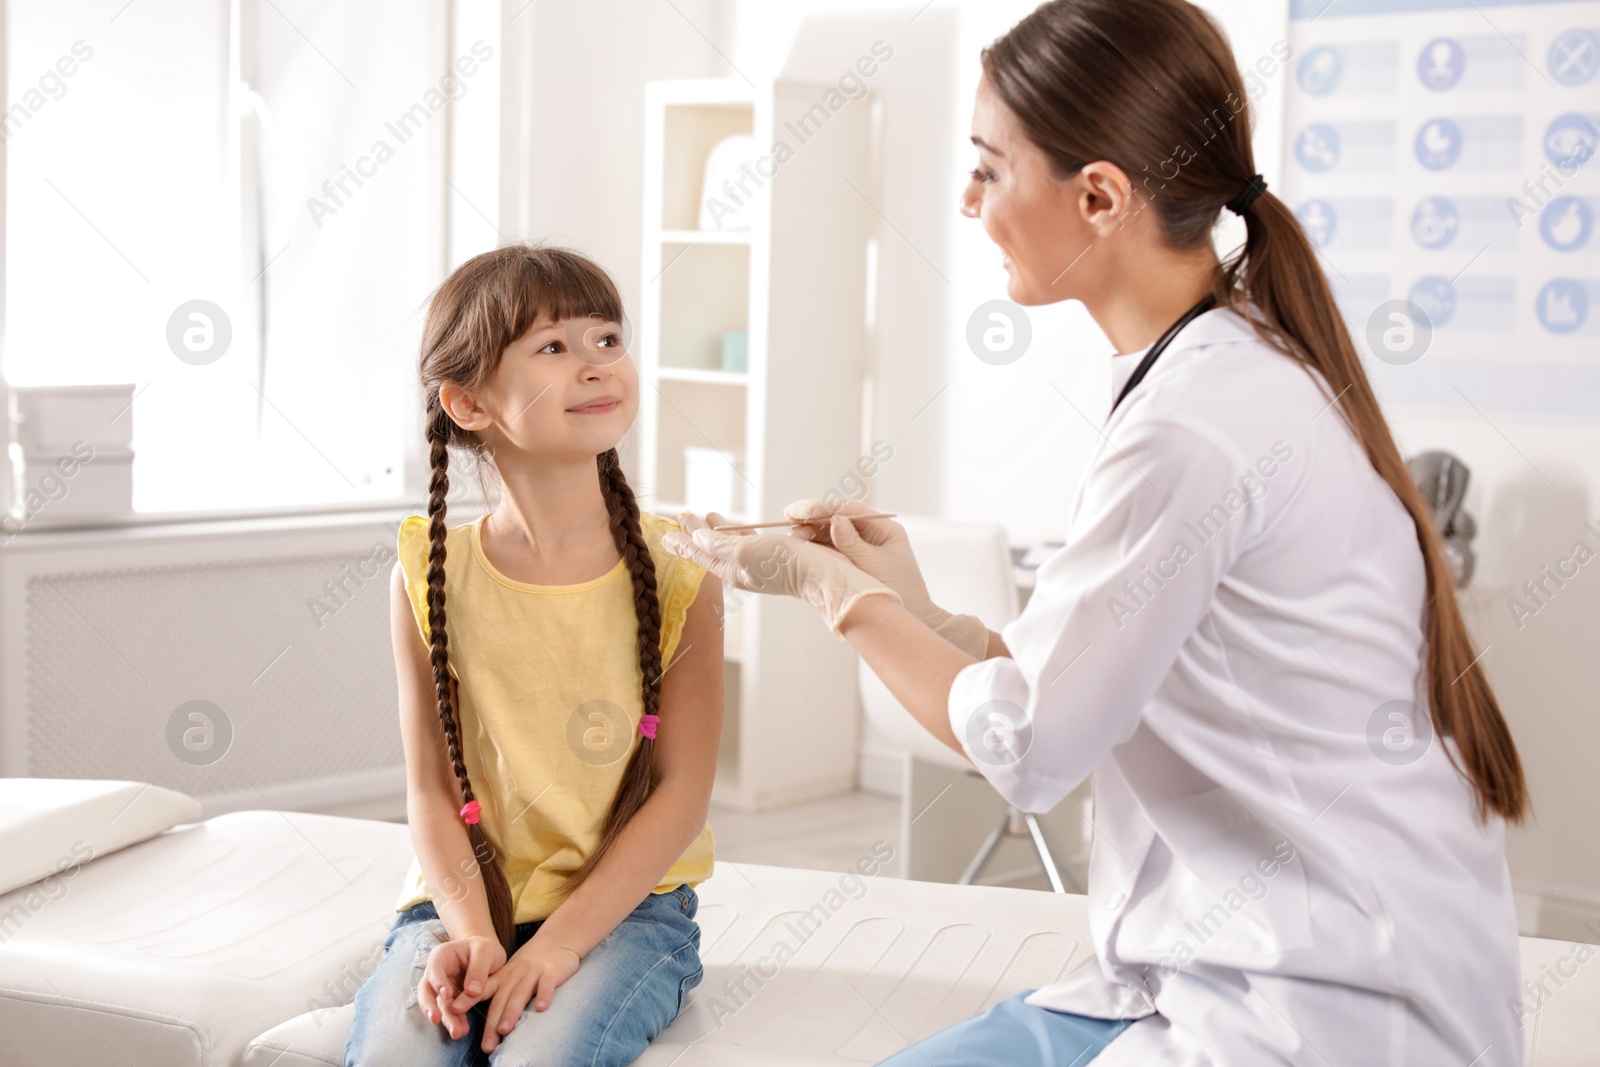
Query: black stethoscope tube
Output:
[[1108, 293, 1219, 418]]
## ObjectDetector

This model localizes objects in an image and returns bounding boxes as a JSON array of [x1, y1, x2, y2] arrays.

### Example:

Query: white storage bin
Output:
[[10, 384, 136, 451], [8, 443, 134, 522]]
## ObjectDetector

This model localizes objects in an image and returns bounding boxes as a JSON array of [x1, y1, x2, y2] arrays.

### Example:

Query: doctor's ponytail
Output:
[[983, 0, 1527, 823]]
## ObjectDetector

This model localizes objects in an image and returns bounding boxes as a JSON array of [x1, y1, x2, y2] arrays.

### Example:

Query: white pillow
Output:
[[0, 778, 202, 896]]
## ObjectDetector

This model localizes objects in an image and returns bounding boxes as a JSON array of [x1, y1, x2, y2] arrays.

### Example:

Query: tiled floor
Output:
[[706, 789, 900, 872]]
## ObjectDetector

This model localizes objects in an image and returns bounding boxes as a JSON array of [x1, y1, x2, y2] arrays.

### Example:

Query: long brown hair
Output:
[[983, 0, 1526, 822], [418, 244, 666, 952]]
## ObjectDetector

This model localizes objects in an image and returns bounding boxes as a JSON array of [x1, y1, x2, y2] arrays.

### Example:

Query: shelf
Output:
[[658, 100, 755, 231], [657, 366, 747, 386], [643, 76, 872, 811], [656, 228, 752, 246], [657, 241, 749, 372], [648, 380, 748, 510]]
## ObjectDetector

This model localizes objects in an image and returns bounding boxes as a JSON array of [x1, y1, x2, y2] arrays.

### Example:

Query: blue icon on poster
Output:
[[1411, 197, 1460, 249], [1408, 276, 1458, 328], [1540, 197, 1592, 252], [1548, 29, 1600, 86], [1544, 113, 1599, 169], [1296, 123, 1341, 172], [1415, 118, 1463, 170], [1418, 38, 1465, 90], [1298, 46, 1343, 95], [1537, 280, 1589, 333], [1297, 200, 1338, 248]]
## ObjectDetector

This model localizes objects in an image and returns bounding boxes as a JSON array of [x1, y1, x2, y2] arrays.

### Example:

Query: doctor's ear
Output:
[[1074, 160, 1141, 238]]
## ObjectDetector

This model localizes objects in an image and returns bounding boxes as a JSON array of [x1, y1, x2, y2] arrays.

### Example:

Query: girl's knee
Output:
[[381, 918, 451, 1001], [346, 919, 460, 1067], [348, 993, 479, 1067], [486, 946, 698, 1066]]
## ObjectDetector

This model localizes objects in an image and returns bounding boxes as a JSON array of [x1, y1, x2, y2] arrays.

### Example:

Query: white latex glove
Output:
[[783, 499, 992, 660], [662, 512, 903, 636]]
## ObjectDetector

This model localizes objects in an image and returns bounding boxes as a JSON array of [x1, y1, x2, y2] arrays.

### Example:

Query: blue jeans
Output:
[[875, 989, 1131, 1066], [345, 884, 704, 1067]]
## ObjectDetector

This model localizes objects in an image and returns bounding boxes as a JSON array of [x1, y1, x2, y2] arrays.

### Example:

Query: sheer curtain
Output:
[[5, 0, 460, 512]]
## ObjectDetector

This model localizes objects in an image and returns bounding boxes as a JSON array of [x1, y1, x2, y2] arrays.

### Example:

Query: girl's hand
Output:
[[417, 933, 506, 1041], [478, 936, 582, 1052]]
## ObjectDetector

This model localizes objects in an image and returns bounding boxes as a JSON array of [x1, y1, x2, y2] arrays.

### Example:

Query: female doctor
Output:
[[663, 0, 1530, 1063]]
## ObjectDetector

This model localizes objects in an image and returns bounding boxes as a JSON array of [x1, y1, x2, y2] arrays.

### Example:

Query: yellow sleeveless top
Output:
[[392, 509, 714, 923]]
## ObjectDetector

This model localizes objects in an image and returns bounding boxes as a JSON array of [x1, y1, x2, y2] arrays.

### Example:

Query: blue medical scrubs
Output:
[[874, 990, 1131, 1065]]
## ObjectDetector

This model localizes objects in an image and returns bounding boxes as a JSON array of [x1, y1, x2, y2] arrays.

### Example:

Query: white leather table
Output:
[[0, 809, 1592, 1065], [251, 857, 1600, 1066], [0, 810, 412, 1067]]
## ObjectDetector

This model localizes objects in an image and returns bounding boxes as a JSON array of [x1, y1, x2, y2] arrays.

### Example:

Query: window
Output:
[[4, 0, 500, 513]]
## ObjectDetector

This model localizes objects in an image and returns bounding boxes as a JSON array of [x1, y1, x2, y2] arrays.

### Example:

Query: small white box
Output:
[[8, 443, 134, 523], [10, 384, 136, 451]]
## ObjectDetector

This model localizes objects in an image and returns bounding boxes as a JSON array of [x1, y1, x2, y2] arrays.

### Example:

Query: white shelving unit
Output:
[[637, 77, 874, 810]]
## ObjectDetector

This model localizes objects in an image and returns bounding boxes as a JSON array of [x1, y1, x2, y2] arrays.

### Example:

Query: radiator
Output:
[[0, 506, 442, 820]]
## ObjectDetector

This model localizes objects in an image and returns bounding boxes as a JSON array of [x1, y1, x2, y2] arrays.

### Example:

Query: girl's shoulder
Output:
[[395, 511, 468, 563], [396, 511, 471, 543], [638, 511, 705, 584], [639, 511, 710, 615], [637, 510, 684, 547]]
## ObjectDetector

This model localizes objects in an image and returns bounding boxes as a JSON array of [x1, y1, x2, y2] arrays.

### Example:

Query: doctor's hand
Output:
[[782, 499, 992, 659], [663, 511, 903, 635]]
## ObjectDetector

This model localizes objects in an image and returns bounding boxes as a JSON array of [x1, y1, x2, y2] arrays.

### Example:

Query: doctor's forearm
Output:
[[837, 596, 978, 758]]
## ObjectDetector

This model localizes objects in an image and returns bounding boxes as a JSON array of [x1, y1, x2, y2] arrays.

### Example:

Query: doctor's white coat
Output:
[[946, 305, 1522, 1066]]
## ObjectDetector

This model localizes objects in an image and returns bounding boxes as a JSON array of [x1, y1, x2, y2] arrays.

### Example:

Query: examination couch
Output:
[[0, 779, 1593, 1065]]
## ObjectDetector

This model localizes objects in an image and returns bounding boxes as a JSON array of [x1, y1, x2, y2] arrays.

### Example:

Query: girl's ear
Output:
[[439, 381, 493, 433], [1075, 160, 1138, 238]]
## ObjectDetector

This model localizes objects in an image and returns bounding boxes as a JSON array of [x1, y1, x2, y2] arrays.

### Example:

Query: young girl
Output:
[[345, 244, 722, 1066]]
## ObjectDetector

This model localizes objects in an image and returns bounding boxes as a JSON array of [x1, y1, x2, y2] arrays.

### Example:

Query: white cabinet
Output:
[[637, 77, 874, 809]]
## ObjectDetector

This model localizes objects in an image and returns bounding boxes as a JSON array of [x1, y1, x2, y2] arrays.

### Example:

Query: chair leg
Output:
[[957, 804, 1080, 892], [957, 807, 1011, 886], [1024, 812, 1078, 893]]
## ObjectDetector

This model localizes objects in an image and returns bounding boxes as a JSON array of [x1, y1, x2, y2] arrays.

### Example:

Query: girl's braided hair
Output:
[[418, 243, 663, 952]]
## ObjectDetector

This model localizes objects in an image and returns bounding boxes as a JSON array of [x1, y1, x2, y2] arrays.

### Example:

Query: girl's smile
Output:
[[567, 395, 620, 415]]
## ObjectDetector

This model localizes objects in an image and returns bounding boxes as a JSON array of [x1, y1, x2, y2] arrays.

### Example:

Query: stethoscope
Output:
[[1108, 293, 1218, 418]]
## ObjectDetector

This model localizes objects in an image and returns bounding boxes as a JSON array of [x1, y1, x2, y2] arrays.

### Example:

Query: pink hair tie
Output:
[[459, 799, 481, 825], [638, 714, 660, 740]]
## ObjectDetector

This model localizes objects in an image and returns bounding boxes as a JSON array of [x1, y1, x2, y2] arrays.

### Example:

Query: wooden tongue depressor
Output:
[[707, 511, 898, 533]]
